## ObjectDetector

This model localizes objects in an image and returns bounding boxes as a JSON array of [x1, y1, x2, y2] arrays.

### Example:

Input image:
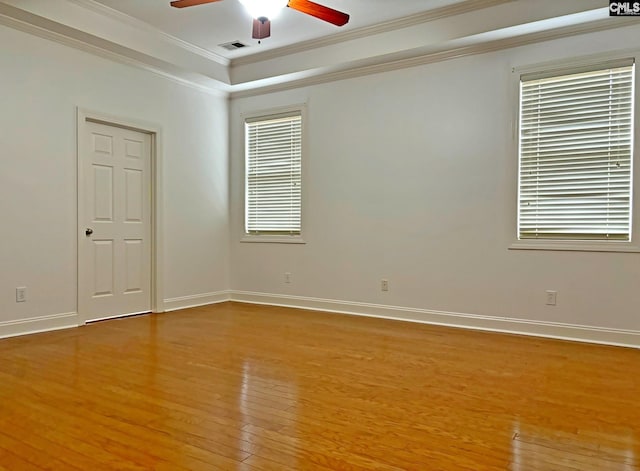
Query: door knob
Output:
[[85, 228, 94, 236]]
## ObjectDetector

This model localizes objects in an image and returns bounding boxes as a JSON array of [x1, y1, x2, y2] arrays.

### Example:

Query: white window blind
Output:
[[245, 112, 302, 235], [518, 61, 635, 241]]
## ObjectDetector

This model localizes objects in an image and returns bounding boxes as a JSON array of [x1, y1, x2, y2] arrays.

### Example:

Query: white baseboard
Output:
[[4, 293, 637, 349], [230, 291, 640, 349], [163, 291, 230, 312], [0, 312, 79, 339]]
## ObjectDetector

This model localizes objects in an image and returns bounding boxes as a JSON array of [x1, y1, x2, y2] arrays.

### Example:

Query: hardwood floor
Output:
[[0, 302, 639, 470]]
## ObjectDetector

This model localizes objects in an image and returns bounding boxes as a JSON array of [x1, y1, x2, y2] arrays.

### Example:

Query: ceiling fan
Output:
[[170, 0, 350, 40]]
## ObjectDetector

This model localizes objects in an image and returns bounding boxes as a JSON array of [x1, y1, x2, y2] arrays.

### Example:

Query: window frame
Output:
[[241, 104, 307, 244], [509, 52, 640, 253]]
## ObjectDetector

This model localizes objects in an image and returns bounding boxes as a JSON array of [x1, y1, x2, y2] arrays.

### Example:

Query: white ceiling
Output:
[[0, 0, 632, 96], [92, 0, 466, 59]]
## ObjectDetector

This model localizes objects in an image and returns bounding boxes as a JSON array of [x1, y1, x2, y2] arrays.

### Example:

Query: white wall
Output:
[[230, 25, 640, 337], [2, 20, 638, 344], [0, 24, 229, 333]]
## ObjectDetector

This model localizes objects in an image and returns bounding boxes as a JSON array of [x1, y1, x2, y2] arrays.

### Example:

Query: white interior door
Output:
[[79, 120, 151, 322]]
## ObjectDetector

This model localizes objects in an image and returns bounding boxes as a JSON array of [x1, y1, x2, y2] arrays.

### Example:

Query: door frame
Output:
[[76, 108, 164, 323]]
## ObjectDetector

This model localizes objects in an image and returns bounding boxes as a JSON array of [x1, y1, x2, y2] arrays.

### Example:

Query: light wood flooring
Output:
[[0, 301, 639, 470]]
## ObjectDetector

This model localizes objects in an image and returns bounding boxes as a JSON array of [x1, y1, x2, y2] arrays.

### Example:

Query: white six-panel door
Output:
[[79, 120, 151, 322]]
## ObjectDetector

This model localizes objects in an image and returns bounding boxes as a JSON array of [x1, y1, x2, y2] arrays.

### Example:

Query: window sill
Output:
[[241, 235, 306, 244], [509, 241, 640, 253]]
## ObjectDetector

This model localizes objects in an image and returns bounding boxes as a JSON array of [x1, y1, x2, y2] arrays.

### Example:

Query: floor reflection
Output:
[[239, 359, 299, 469], [511, 421, 637, 470]]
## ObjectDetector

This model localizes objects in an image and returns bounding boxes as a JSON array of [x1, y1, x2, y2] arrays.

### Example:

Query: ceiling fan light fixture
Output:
[[239, 0, 288, 20]]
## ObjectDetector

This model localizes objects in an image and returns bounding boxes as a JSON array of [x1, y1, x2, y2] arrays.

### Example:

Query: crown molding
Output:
[[0, 8, 229, 97], [67, 0, 230, 66], [231, 0, 513, 66], [3, 0, 635, 100], [230, 17, 637, 98]]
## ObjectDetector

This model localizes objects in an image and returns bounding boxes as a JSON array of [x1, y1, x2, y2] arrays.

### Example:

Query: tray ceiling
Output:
[[0, 0, 630, 96]]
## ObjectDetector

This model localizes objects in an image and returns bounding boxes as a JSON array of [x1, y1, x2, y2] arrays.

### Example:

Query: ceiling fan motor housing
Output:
[[170, 0, 350, 41]]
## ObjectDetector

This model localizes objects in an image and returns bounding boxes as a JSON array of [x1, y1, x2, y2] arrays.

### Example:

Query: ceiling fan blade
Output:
[[170, 0, 222, 8], [287, 0, 349, 26], [252, 18, 271, 39]]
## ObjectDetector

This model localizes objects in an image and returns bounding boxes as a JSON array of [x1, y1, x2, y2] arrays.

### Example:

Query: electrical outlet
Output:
[[545, 290, 557, 306], [381, 279, 389, 292], [284, 272, 292, 284], [16, 287, 27, 303]]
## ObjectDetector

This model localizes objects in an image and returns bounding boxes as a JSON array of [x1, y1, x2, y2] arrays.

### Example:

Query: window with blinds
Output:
[[245, 111, 302, 236], [518, 60, 635, 241]]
